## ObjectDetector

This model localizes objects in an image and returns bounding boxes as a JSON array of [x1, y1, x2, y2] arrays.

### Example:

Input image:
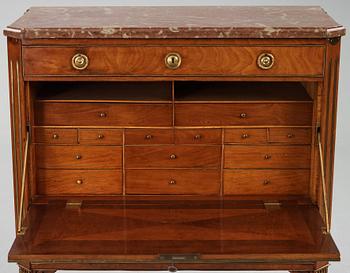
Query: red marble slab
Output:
[[4, 6, 346, 39]]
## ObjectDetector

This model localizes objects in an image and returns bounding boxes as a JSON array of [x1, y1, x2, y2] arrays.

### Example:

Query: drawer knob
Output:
[[145, 134, 153, 140], [287, 133, 295, 138], [169, 180, 176, 185], [76, 179, 83, 185], [97, 134, 104, 139], [52, 133, 59, 139], [72, 53, 89, 70], [264, 154, 271, 160], [75, 154, 82, 160], [194, 134, 202, 140], [99, 112, 107, 118], [165, 52, 182, 69], [263, 180, 271, 185], [241, 133, 249, 139], [240, 112, 247, 118], [170, 154, 177, 159], [257, 53, 275, 70]]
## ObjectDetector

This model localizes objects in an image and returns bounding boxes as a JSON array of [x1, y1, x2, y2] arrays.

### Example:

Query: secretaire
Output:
[[3, 6, 346, 273]]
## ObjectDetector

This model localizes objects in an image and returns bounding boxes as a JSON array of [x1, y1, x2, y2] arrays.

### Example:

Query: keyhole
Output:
[[171, 56, 176, 64]]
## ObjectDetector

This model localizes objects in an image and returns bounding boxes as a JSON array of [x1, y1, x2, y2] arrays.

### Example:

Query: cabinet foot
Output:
[[290, 264, 328, 273], [19, 266, 56, 273]]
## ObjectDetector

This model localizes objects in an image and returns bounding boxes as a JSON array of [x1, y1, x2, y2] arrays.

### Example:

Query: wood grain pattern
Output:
[[36, 145, 122, 169], [125, 129, 173, 145], [37, 169, 122, 195], [79, 129, 123, 145], [224, 169, 310, 195], [126, 169, 220, 194], [175, 103, 313, 126], [23, 46, 324, 76], [269, 128, 312, 144], [33, 128, 78, 144], [175, 129, 222, 144], [225, 128, 267, 144], [224, 145, 311, 169], [125, 145, 221, 168]]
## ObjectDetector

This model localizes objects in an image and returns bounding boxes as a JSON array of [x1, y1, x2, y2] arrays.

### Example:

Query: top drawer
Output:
[[23, 46, 324, 77]]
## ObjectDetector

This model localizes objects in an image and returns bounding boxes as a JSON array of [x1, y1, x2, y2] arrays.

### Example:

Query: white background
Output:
[[0, 1, 349, 273]]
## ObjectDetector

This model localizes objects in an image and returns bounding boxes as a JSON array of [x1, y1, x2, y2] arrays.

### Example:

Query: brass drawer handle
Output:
[[169, 180, 176, 185], [263, 180, 270, 185], [72, 53, 89, 70], [240, 112, 247, 118], [75, 154, 82, 160], [257, 53, 275, 70], [165, 52, 182, 69], [98, 112, 107, 118], [170, 154, 177, 159], [194, 134, 202, 140], [241, 133, 249, 139], [76, 179, 83, 185], [264, 154, 271, 160], [52, 133, 59, 139], [145, 134, 153, 140], [287, 133, 295, 138]]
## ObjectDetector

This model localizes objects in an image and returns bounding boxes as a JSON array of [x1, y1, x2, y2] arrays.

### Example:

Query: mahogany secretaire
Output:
[[3, 6, 346, 273]]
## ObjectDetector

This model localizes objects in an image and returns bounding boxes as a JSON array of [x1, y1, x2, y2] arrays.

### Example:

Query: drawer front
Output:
[[224, 145, 310, 169], [175, 103, 312, 126], [33, 128, 78, 144], [224, 169, 309, 195], [225, 128, 267, 144], [23, 46, 324, 76], [125, 146, 221, 168], [269, 128, 312, 144], [79, 129, 123, 145], [37, 169, 122, 195], [125, 129, 174, 145], [126, 170, 220, 195], [175, 129, 222, 144], [35, 102, 172, 126], [36, 145, 122, 169]]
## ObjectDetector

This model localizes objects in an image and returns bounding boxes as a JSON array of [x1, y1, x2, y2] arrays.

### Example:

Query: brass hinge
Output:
[[66, 200, 82, 208], [264, 201, 281, 210]]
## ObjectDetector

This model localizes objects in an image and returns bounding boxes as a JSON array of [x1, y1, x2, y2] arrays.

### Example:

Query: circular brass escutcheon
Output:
[[169, 180, 176, 185], [241, 133, 249, 139], [194, 134, 202, 140], [72, 53, 89, 70], [145, 134, 153, 140], [170, 154, 177, 159], [98, 134, 104, 139], [52, 133, 59, 139], [240, 112, 247, 118], [76, 179, 83, 185], [165, 52, 182, 69], [257, 53, 275, 70]]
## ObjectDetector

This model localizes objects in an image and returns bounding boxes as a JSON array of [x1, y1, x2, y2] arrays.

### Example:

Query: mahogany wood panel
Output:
[[33, 128, 78, 144], [23, 46, 324, 76], [125, 145, 221, 168], [125, 129, 174, 145], [126, 169, 220, 194], [225, 128, 267, 144], [269, 128, 312, 144], [224, 145, 311, 169], [175, 103, 313, 126], [37, 169, 122, 195], [35, 102, 172, 126], [79, 129, 123, 145], [36, 145, 122, 169], [224, 169, 310, 195], [175, 129, 222, 144]]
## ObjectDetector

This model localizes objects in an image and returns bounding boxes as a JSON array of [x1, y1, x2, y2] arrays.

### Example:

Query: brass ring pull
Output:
[[72, 53, 89, 70], [145, 134, 153, 140], [165, 52, 182, 69], [170, 154, 177, 159], [169, 180, 176, 185], [241, 133, 249, 139], [240, 112, 247, 118], [76, 179, 83, 185], [257, 53, 275, 70], [52, 133, 59, 139]]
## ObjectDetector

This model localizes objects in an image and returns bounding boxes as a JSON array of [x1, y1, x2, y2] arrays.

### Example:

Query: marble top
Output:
[[4, 6, 346, 39]]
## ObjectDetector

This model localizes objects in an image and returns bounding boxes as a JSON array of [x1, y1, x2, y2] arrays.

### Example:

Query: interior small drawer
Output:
[[35, 102, 172, 126], [79, 129, 123, 145], [125, 129, 174, 145], [224, 128, 267, 144], [224, 145, 310, 169], [175, 103, 313, 126], [33, 128, 78, 144], [125, 145, 221, 168], [269, 128, 312, 144], [224, 169, 310, 195], [23, 45, 324, 76], [36, 145, 122, 169], [37, 169, 122, 195], [175, 129, 222, 144], [126, 169, 220, 195]]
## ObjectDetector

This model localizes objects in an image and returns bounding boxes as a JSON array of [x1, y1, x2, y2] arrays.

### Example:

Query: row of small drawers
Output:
[[35, 102, 312, 126], [34, 128, 312, 145], [37, 169, 309, 196], [36, 144, 310, 169]]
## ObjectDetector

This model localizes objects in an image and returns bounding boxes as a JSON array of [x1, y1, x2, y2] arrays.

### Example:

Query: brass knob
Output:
[[99, 112, 107, 118], [97, 134, 104, 139], [241, 133, 249, 139], [263, 180, 270, 185], [75, 154, 82, 160], [145, 134, 153, 140], [257, 53, 275, 70], [287, 133, 295, 138], [52, 133, 59, 139], [170, 154, 177, 159], [165, 52, 182, 69], [169, 180, 176, 185], [240, 112, 247, 118], [194, 134, 202, 140], [72, 53, 89, 70], [76, 179, 83, 185], [264, 154, 271, 160]]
